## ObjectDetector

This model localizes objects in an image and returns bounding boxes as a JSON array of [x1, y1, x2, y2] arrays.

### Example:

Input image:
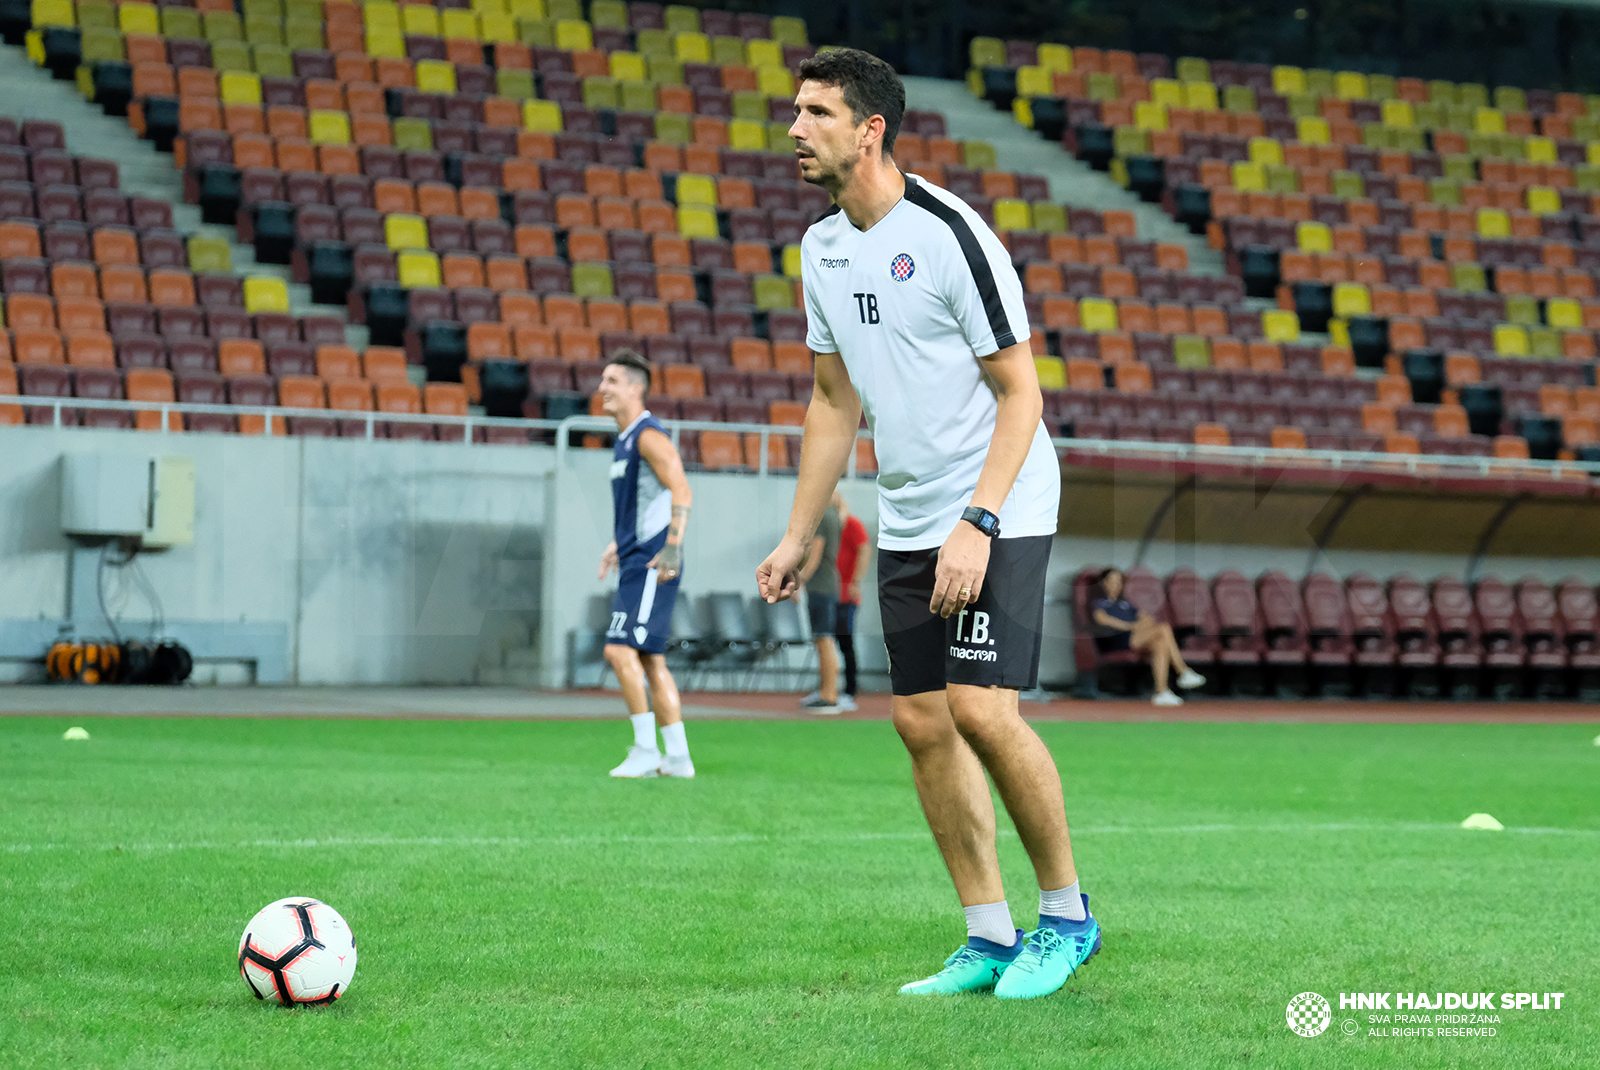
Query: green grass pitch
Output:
[[2, 715, 1595, 1069]]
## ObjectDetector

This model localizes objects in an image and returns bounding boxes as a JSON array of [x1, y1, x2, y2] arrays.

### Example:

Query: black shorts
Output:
[[878, 534, 1051, 696]]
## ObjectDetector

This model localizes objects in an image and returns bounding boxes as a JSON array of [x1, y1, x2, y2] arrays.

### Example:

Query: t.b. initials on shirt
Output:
[[853, 292, 879, 324]]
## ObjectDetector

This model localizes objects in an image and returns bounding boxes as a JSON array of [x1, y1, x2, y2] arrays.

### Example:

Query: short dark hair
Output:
[[796, 48, 905, 156], [606, 348, 652, 395], [1097, 567, 1125, 595]]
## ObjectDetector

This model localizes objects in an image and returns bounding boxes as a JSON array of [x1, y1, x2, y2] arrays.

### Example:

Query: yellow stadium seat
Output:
[[523, 99, 563, 131], [592, 0, 628, 25], [781, 244, 802, 278], [385, 214, 430, 250], [1271, 65, 1306, 95], [32, 0, 74, 27], [1335, 71, 1368, 99], [1296, 116, 1331, 144], [757, 65, 793, 97], [1493, 325, 1529, 356], [1034, 357, 1066, 390], [1332, 282, 1370, 318], [746, 38, 782, 68], [365, 1, 401, 29], [673, 30, 708, 62], [766, 122, 793, 154], [118, 1, 159, 34], [308, 110, 351, 144], [1079, 297, 1118, 332], [968, 36, 1004, 68], [1296, 221, 1333, 252], [769, 15, 806, 46], [472, 0, 508, 12], [1037, 43, 1072, 71], [1149, 78, 1184, 107], [242, 275, 289, 314], [554, 17, 591, 50], [366, 28, 406, 57], [416, 59, 457, 94], [992, 199, 1031, 231], [218, 70, 262, 105], [187, 235, 232, 273], [1012, 98, 1034, 130], [479, 12, 515, 40], [508, 0, 545, 16], [1183, 81, 1218, 111], [1547, 298, 1583, 329], [1474, 108, 1506, 135], [674, 173, 717, 206], [677, 205, 718, 238], [1175, 57, 1210, 83], [1526, 186, 1561, 215], [1525, 136, 1557, 163], [728, 119, 766, 151], [1012, 65, 1050, 99], [1381, 100, 1414, 128], [1476, 208, 1511, 237], [1248, 136, 1284, 166], [1133, 101, 1167, 132], [397, 250, 441, 288], [609, 51, 645, 80], [441, 8, 478, 38], [401, 2, 440, 35], [1231, 162, 1266, 191], [1261, 309, 1300, 343]]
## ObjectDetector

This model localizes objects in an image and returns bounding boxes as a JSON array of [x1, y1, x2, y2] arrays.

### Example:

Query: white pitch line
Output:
[[4, 822, 1596, 855]]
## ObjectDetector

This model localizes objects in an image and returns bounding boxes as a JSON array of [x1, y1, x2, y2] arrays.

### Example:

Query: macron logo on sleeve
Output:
[[819, 258, 850, 268]]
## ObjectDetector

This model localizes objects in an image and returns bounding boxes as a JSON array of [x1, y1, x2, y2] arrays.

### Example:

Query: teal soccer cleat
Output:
[[993, 895, 1101, 1001], [898, 933, 1024, 995]]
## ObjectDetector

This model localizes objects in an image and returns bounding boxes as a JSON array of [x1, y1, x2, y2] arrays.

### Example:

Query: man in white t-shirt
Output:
[[756, 48, 1101, 1002]]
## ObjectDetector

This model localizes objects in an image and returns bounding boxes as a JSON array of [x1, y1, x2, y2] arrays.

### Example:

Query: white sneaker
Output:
[[800, 695, 840, 714], [836, 694, 858, 711], [609, 745, 662, 778], [800, 690, 822, 705], [659, 754, 696, 778], [1175, 670, 1206, 690], [1152, 690, 1184, 707]]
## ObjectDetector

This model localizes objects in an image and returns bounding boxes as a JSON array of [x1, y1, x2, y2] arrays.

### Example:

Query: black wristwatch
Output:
[[961, 506, 1001, 538]]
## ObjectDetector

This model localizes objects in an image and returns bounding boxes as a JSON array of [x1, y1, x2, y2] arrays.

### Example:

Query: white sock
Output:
[[630, 711, 658, 750], [1040, 881, 1086, 921], [660, 721, 689, 758], [963, 901, 1017, 947]]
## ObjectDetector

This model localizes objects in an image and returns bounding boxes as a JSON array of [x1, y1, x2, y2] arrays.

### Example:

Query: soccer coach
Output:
[[757, 49, 1101, 1001]]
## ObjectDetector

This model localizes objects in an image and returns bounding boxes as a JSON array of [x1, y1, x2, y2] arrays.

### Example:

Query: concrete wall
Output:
[[0, 426, 554, 684]]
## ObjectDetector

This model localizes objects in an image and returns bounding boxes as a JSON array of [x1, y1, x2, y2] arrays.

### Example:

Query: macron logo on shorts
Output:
[[950, 610, 998, 661]]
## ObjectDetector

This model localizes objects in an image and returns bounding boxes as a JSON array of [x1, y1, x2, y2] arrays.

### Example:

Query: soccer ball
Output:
[[238, 897, 357, 1006]]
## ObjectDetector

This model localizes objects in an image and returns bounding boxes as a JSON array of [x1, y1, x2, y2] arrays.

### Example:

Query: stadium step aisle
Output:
[[904, 74, 1222, 277]]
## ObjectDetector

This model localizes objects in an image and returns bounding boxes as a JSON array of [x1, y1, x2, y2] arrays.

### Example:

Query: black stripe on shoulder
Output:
[[812, 202, 842, 226], [903, 178, 1017, 350]]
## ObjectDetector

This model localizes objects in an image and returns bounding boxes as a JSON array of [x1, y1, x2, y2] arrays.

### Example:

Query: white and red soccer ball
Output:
[[238, 897, 357, 1006]]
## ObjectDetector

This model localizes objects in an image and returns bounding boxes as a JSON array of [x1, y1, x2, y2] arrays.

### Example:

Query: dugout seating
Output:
[[1071, 565, 1600, 700]]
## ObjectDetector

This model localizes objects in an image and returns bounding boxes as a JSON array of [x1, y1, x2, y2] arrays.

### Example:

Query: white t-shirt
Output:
[[802, 174, 1061, 551]]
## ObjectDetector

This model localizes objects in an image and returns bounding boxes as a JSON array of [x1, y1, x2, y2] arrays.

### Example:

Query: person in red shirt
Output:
[[833, 490, 871, 708]]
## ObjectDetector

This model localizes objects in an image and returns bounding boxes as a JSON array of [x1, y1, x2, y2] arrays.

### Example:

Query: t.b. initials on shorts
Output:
[[950, 609, 997, 662]]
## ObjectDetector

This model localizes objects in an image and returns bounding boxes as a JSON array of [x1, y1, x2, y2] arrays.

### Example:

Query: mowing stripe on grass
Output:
[[7, 821, 1597, 855]]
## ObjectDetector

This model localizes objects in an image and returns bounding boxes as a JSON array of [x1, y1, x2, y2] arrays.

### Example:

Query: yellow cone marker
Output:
[[1460, 813, 1504, 831], [62, 726, 90, 741]]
